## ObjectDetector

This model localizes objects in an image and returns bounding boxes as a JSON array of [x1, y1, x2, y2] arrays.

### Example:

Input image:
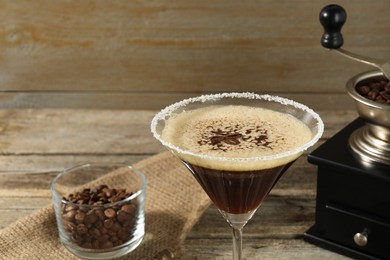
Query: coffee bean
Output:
[[105, 189, 115, 198], [63, 210, 76, 221], [357, 85, 370, 95], [81, 242, 92, 249], [100, 227, 108, 235], [115, 240, 123, 247], [367, 90, 378, 100], [76, 224, 88, 235], [94, 221, 103, 229], [121, 204, 136, 215], [94, 209, 105, 221], [111, 222, 121, 232], [89, 227, 101, 238], [75, 212, 85, 224], [376, 96, 385, 103], [383, 91, 390, 100], [116, 210, 130, 223], [103, 219, 114, 229], [97, 234, 110, 243], [64, 205, 78, 212], [356, 77, 390, 105], [104, 208, 116, 219], [101, 241, 114, 249], [84, 211, 99, 224], [108, 230, 117, 237], [123, 220, 135, 228], [60, 185, 138, 250], [64, 221, 76, 232], [117, 229, 130, 241]]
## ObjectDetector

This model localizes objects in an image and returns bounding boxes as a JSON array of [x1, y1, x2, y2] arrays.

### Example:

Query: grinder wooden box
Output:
[[304, 118, 390, 260]]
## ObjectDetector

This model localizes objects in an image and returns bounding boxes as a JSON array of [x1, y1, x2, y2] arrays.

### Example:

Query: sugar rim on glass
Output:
[[150, 92, 324, 163]]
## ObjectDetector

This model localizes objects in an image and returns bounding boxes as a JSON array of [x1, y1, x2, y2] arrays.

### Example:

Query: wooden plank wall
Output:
[[0, 0, 389, 110]]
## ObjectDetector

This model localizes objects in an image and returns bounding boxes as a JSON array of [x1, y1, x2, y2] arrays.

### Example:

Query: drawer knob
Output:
[[353, 231, 368, 247]]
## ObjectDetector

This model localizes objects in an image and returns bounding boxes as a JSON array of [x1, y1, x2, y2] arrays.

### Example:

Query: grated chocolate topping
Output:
[[195, 119, 286, 153]]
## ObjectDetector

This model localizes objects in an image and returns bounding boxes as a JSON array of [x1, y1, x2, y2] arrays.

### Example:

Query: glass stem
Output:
[[232, 226, 243, 260]]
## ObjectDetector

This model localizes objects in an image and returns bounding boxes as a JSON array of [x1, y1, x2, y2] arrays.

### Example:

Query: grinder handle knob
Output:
[[319, 4, 347, 49]]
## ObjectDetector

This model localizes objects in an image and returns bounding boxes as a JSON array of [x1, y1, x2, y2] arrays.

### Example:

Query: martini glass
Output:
[[151, 93, 323, 259]]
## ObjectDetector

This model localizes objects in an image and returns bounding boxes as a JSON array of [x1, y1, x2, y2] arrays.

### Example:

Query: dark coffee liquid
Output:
[[182, 161, 293, 214]]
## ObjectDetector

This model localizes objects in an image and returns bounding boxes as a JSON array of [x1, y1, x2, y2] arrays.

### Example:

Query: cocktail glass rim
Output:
[[151, 92, 324, 163]]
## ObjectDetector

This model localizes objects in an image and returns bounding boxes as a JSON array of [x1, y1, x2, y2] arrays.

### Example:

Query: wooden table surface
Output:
[[0, 108, 358, 259]]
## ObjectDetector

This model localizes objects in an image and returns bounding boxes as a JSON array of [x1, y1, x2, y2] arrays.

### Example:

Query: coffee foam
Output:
[[151, 93, 324, 171], [161, 105, 313, 171]]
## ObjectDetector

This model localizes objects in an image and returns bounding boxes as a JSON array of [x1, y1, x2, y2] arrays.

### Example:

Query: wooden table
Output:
[[0, 108, 357, 259]]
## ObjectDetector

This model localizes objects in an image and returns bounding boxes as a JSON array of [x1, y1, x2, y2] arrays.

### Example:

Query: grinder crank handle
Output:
[[319, 4, 390, 79]]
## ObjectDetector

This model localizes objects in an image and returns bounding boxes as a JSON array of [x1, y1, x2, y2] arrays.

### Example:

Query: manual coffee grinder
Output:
[[303, 5, 390, 260]]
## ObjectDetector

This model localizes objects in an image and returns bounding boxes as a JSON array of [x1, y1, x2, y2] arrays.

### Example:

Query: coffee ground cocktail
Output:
[[161, 105, 312, 214]]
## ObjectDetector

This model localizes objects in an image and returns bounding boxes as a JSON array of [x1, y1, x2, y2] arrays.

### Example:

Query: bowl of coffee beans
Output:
[[51, 163, 146, 259], [347, 70, 390, 128]]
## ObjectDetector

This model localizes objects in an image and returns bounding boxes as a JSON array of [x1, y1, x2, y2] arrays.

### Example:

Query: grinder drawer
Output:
[[325, 203, 390, 258]]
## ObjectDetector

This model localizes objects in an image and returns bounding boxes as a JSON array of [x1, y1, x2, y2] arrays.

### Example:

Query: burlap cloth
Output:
[[0, 152, 211, 260]]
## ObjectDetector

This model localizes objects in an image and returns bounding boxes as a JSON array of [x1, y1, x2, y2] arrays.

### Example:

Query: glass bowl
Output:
[[51, 163, 146, 259]]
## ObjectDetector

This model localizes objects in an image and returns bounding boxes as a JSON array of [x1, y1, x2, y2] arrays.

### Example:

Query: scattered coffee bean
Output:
[[61, 185, 138, 250], [356, 77, 390, 105]]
